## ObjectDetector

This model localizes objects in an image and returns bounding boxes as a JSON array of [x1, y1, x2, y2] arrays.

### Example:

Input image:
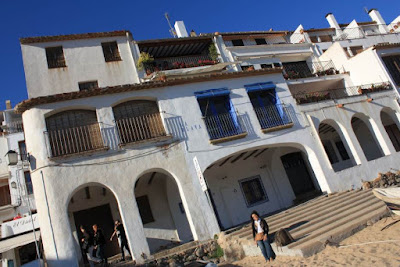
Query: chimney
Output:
[[368, 9, 386, 25], [174, 21, 189, 38], [325, 13, 340, 29], [5, 100, 11, 110], [190, 30, 197, 37]]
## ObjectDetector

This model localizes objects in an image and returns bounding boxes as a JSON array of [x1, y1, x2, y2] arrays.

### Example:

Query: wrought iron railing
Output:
[[45, 123, 106, 158], [283, 61, 339, 80], [2, 120, 24, 134], [253, 104, 293, 131], [294, 82, 393, 104], [115, 113, 167, 145], [144, 55, 219, 75], [203, 112, 246, 141]]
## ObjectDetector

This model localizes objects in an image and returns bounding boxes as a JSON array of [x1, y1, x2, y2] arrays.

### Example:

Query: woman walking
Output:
[[251, 211, 276, 263]]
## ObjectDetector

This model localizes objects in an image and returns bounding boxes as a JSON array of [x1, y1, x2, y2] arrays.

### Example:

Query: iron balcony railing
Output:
[[294, 82, 393, 104], [45, 122, 106, 158], [115, 112, 167, 145], [253, 104, 294, 131], [2, 120, 24, 134], [144, 55, 219, 75], [203, 111, 246, 141], [283, 61, 339, 80]]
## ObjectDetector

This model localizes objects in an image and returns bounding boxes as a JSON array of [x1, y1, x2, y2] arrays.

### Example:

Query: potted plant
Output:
[[136, 52, 154, 71], [209, 44, 219, 62], [158, 72, 167, 82]]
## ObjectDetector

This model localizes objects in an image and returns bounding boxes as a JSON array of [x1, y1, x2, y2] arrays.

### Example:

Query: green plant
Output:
[[210, 244, 224, 258], [136, 52, 154, 70], [209, 44, 219, 61], [214, 234, 219, 240]]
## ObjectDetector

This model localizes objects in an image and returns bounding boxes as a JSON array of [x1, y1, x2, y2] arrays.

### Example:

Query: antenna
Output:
[[364, 7, 369, 14], [165, 12, 177, 38]]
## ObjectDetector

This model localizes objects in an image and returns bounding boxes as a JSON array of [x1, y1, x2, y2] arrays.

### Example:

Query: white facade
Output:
[[16, 9, 400, 267]]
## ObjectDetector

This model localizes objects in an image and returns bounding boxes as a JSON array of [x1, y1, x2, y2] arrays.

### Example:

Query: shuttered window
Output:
[[382, 55, 400, 86]]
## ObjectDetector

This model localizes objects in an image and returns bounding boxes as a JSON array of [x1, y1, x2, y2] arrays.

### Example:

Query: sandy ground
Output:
[[221, 216, 400, 267]]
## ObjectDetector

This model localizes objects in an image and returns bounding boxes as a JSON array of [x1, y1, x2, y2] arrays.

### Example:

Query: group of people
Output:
[[80, 220, 130, 266]]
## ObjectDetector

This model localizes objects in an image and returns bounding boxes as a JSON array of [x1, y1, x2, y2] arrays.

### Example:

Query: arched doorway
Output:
[[203, 144, 320, 230], [134, 172, 193, 254], [318, 120, 355, 171], [381, 109, 400, 152], [351, 115, 384, 161], [68, 184, 128, 264]]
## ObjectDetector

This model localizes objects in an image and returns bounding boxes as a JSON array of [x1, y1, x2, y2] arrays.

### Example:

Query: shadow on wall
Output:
[[164, 116, 188, 141], [101, 126, 120, 150], [239, 112, 257, 139]]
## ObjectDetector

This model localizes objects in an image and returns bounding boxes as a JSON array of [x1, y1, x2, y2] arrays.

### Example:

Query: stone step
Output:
[[287, 199, 385, 249], [151, 240, 200, 259], [236, 190, 366, 240], [241, 190, 377, 242]]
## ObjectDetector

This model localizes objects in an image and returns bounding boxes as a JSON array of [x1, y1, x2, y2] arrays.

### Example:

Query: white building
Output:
[[0, 102, 40, 267], [15, 9, 400, 266]]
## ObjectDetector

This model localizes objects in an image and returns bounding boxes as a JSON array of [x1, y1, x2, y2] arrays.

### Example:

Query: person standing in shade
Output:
[[251, 210, 276, 263], [110, 220, 131, 261], [80, 225, 101, 267], [93, 224, 107, 264]]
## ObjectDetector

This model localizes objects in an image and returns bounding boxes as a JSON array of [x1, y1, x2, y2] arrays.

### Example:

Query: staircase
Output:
[[221, 189, 388, 260]]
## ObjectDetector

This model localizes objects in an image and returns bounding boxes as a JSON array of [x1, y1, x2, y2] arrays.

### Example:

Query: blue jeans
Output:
[[257, 238, 275, 262]]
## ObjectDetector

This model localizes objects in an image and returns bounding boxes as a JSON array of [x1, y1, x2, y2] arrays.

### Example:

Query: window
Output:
[[323, 141, 339, 164], [239, 176, 268, 207], [335, 141, 350, 160], [319, 35, 333, 42], [45, 46, 66, 68], [24, 172, 33, 195], [309, 36, 319, 43], [102, 41, 121, 62], [260, 64, 273, 69], [18, 141, 27, 161], [241, 65, 254, 71], [136, 195, 154, 224], [349, 46, 363, 56], [231, 39, 244, 46], [382, 55, 400, 86], [0, 185, 11, 206], [255, 38, 267, 45], [78, 81, 98, 91]]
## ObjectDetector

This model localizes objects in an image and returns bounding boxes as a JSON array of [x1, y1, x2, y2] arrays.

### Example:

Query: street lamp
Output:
[[5, 150, 18, 165]]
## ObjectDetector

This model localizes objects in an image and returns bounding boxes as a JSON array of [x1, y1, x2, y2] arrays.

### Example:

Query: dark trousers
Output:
[[120, 238, 130, 260], [257, 239, 276, 262], [95, 244, 107, 262]]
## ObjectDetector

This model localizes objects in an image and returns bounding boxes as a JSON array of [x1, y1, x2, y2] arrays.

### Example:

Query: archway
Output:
[[381, 109, 400, 152], [351, 114, 384, 161], [318, 120, 355, 171], [203, 144, 321, 230], [67, 184, 129, 264], [134, 172, 193, 254]]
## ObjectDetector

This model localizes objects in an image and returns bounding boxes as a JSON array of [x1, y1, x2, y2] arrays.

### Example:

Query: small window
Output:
[[260, 64, 273, 69], [45, 46, 66, 68], [335, 141, 350, 160], [102, 41, 121, 62], [231, 39, 244, 46], [24, 172, 33, 195], [309, 36, 319, 43], [78, 81, 98, 91], [241, 65, 254, 71], [350, 46, 363, 56], [323, 142, 339, 164], [319, 35, 333, 42], [239, 176, 268, 207], [18, 141, 27, 161], [136, 195, 154, 224], [255, 38, 267, 45]]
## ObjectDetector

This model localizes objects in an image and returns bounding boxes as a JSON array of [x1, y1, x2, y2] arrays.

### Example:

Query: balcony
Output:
[[293, 82, 393, 104], [283, 61, 339, 80], [115, 112, 169, 146], [45, 123, 107, 158], [254, 104, 294, 133], [203, 112, 247, 144], [1, 120, 24, 134]]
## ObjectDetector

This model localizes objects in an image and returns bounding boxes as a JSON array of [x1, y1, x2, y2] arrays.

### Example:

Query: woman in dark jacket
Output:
[[251, 210, 276, 262]]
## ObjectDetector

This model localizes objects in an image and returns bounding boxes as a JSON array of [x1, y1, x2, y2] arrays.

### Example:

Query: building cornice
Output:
[[15, 68, 283, 113]]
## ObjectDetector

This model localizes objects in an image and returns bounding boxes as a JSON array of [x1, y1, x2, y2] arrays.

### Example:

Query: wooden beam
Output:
[[243, 150, 259, 160], [231, 152, 246, 163], [219, 157, 232, 167], [254, 148, 268, 158]]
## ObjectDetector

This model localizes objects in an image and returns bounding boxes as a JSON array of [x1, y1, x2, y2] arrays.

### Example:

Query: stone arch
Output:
[[318, 119, 356, 171], [380, 108, 400, 152], [351, 113, 385, 161], [133, 168, 195, 254], [67, 182, 130, 264]]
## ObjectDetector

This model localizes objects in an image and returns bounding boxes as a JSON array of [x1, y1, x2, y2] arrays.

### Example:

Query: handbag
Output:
[[255, 233, 265, 241]]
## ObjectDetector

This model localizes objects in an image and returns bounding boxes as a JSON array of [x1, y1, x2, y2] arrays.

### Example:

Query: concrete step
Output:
[[151, 240, 200, 259], [236, 190, 366, 240], [241, 190, 377, 242]]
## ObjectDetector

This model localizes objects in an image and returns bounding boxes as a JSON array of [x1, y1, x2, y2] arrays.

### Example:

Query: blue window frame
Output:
[[195, 88, 243, 140], [245, 82, 291, 129]]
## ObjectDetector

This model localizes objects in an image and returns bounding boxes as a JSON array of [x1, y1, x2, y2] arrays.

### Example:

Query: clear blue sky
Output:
[[0, 0, 399, 110]]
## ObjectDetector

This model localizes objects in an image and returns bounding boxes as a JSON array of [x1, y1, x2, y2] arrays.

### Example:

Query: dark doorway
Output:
[[73, 204, 119, 258], [281, 152, 316, 197]]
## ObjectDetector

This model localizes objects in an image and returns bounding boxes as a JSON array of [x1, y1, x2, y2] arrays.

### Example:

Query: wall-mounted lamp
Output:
[[11, 181, 17, 189], [5, 150, 18, 166]]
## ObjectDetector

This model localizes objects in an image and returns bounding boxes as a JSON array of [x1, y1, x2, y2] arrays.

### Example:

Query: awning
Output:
[[0, 230, 40, 253], [195, 88, 230, 99], [245, 82, 276, 92]]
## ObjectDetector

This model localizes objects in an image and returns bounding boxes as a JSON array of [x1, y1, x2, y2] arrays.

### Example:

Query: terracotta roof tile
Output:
[[15, 68, 283, 113], [373, 43, 400, 50]]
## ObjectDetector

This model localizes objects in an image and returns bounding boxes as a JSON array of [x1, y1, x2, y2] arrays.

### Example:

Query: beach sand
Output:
[[222, 216, 400, 266]]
